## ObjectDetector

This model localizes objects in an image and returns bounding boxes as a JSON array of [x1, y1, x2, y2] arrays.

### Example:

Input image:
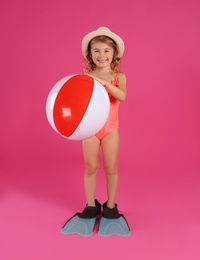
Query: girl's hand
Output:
[[85, 72, 127, 102], [85, 74, 107, 86]]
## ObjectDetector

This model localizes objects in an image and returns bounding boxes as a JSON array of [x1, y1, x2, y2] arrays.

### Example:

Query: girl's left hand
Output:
[[85, 74, 107, 86]]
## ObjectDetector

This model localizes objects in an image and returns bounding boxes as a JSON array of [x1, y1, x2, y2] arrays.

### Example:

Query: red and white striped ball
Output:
[[46, 74, 110, 140]]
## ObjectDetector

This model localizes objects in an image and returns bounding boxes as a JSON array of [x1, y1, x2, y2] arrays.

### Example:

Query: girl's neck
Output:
[[94, 66, 113, 74]]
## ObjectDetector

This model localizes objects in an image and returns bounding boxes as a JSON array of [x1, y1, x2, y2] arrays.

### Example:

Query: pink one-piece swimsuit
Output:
[[95, 74, 120, 140]]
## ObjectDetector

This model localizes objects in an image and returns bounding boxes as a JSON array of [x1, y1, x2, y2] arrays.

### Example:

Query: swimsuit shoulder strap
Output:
[[111, 72, 118, 86]]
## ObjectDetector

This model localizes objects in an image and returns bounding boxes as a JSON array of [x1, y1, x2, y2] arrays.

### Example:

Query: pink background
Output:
[[1, 0, 200, 259]]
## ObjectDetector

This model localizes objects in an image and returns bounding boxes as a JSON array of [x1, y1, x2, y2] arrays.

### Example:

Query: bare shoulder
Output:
[[88, 71, 95, 76], [116, 71, 127, 85], [116, 71, 126, 81]]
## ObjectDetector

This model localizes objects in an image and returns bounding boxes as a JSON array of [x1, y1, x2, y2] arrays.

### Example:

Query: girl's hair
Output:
[[83, 35, 121, 73]]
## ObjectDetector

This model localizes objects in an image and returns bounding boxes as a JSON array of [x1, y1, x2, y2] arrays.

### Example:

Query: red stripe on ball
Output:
[[53, 75, 94, 137]]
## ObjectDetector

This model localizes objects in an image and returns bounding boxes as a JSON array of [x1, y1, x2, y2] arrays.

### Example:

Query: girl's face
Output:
[[90, 42, 114, 68]]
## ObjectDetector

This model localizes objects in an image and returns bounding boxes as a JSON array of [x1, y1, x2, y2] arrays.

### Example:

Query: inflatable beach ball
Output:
[[46, 74, 110, 140]]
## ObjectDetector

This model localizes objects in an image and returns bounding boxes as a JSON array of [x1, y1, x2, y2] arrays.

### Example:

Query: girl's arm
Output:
[[89, 72, 127, 102]]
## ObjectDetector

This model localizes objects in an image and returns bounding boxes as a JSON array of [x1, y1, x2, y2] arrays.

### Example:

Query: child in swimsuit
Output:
[[80, 27, 127, 218]]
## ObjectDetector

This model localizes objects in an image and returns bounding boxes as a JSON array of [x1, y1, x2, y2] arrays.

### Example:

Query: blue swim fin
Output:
[[98, 214, 131, 236], [61, 213, 98, 236]]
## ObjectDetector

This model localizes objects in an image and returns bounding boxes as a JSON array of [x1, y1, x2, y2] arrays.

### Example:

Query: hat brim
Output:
[[81, 29, 125, 58]]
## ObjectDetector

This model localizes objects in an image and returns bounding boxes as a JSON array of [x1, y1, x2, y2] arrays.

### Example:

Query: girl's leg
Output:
[[101, 129, 119, 209], [82, 136, 100, 206]]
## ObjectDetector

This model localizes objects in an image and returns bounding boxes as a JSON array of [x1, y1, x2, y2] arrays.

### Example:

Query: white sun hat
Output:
[[81, 26, 125, 58]]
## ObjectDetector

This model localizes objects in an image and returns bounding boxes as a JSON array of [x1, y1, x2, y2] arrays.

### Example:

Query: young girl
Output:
[[80, 27, 127, 219]]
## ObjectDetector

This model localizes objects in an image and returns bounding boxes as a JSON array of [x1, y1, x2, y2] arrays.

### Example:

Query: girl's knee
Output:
[[103, 164, 117, 176], [85, 163, 99, 176]]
